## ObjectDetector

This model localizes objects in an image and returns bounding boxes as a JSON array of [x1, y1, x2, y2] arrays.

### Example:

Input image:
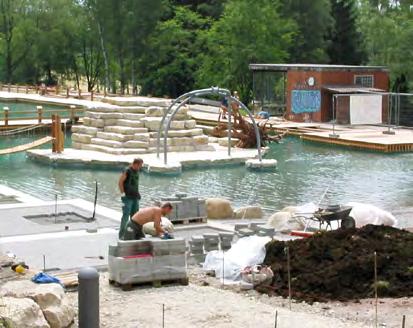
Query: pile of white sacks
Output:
[[265, 202, 397, 231], [0, 280, 74, 328], [72, 97, 211, 155], [202, 198, 397, 231]]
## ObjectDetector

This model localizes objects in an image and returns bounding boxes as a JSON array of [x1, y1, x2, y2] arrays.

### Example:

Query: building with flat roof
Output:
[[249, 63, 390, 123]]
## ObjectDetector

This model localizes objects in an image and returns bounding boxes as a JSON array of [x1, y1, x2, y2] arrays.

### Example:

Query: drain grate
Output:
[[24, 212, 94, 225]]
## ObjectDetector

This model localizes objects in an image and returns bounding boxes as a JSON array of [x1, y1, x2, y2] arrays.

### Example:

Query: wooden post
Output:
[[55, 85, 59, 95], [7, 84, 11, 92], [37, 106, 43, 123], [51, 114, 64, 153], [70, 105, 76, 121], [78, 88, 81, 99], [91, 90, 94, 101], [3, 107, 9, 127]]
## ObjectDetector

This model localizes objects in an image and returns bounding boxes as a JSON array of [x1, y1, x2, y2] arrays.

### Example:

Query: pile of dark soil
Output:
[[258, 225, 413, 302]]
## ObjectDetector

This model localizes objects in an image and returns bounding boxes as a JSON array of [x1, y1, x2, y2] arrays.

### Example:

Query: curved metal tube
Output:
[[163, 96, 192, 165], [156, 87, 231, 158]]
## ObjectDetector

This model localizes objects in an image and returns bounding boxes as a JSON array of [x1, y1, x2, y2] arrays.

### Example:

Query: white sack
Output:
[[345, 202, 397, 227], [203, 236, 271, 283], [142, 217, 174, 236]]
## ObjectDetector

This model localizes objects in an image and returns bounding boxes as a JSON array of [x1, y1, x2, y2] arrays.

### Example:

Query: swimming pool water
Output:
[[0, 133, 412, 226]]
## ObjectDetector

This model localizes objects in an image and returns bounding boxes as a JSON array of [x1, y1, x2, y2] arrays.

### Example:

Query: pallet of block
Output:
[[171, 216, 207, 225], [53, 271, 79, 289]]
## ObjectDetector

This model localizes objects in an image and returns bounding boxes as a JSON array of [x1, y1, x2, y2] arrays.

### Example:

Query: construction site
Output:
[[0, 82, 412, 328]]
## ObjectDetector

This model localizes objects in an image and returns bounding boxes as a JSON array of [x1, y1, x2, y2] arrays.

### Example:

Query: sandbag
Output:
[[345, 202, 397, 227], [205, 198, 234, 219], [142, 217, 174, 237]]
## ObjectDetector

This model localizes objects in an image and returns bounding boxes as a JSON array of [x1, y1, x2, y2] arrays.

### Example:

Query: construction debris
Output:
[[258, 225, 413, 302]]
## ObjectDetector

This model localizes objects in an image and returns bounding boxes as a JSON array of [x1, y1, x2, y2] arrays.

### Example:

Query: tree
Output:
[[196, 0, 296, 102], [281, 0, 332, 63], [327, 0, 365, 65], [139, 6, 208, 97]]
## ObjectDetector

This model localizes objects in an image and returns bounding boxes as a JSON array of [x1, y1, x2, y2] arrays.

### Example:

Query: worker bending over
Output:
[[120, 203, 173, 240]]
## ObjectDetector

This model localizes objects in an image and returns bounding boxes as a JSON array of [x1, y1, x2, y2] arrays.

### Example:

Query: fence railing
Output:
[[2, 105, 84, 127]]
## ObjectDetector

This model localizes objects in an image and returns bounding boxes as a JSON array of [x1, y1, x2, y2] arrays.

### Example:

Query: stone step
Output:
[[142, 117, 195, 131], [148, 135, 208, 147], [72, 133, 92, 144], [145, 106, 189, 118], [134, 133, 151, 142], [104, 126, 148, 135], [71, 125, 98, 136], [85, 112, 123, 120], [96, 132, 135, 142], [79, 143, 148, 155], [123, 113, 146, 120], [123, 140, 149, 149], [162, 128, 203, 137], [116, 119, 145, 128], [112, 106, 147, 114], [91, 138, 123, 148]]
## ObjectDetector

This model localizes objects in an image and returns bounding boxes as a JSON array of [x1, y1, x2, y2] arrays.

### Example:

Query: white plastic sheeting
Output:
[[345, 202, 397, 227], [350, 95, 382, 125], [203, 236, 271, 283]]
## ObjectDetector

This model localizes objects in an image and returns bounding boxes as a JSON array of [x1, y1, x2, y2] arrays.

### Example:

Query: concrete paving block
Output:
[[237, 228, 255, 237], [256, 225, 275, 237], [249, 222, 260, 232], [234, 223, 249, 231]]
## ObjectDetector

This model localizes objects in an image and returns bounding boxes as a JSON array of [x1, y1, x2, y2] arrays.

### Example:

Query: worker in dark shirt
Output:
[[118, 158, 143, 238]]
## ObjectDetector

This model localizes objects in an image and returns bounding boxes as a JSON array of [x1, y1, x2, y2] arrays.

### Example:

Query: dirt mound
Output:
[[258, 225, 413, 302]]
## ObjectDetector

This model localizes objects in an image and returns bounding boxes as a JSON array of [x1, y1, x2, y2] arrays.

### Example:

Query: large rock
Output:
[[142, 217, 174, 236], [71, 133, 92, 144], [234, 206, 263, 219], [205, 198, 234, 219], [0, 296, 50, 328], [0, 280, 74, 328]]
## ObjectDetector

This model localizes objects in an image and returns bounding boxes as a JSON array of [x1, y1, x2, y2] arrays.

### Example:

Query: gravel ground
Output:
[[66, 268, 412, 328]]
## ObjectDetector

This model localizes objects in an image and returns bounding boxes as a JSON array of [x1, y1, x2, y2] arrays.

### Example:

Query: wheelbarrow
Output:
[[304, 205, 355, 231]]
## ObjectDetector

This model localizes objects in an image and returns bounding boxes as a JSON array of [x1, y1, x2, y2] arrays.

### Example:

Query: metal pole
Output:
[[227, 94, 232, 157], [329, 94, 339, 138], [402, 315, 406, 328], [78, 267, 99, 328], [286, 246, 292, 310], [163, 97, 192, 165], [383, 94, 395, 135], [274, 310, 278, 328]]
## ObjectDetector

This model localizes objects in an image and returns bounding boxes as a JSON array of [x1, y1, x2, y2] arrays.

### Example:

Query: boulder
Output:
[[265, 211, 304, 232], [234, 206, 263, 219], [142, 217, 174, 236], [0, 296, 50, 328], [205, 198, 234, 219], [0, 280, 75, 328]]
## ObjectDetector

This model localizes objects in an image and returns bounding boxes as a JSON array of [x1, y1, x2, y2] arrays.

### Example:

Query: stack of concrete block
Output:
[[108, 238, 187, 285], [188, 235, 206, 262], [203, 233, 220, 252], [158, 193, 206, 223], [234, 223, 249, 232], [256, 225, 275, 237], [218, 232, 234, 250], [72, 97, 213, 155], [249, 222, 260, 233]]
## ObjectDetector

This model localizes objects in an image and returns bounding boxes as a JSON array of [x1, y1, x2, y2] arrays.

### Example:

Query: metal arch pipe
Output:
[[156, 87, 232, 159], [230, 96, 263, 161], [163, 96, 193, 165]]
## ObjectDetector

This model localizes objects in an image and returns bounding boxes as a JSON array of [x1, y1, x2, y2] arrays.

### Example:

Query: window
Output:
[[354, 75, 374, 88]]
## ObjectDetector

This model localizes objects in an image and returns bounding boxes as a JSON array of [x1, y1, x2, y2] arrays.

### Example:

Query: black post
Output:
[[78, 267, 99, 328]]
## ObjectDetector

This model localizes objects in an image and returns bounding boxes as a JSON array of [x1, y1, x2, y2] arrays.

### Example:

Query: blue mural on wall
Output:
[[291, 90, 321, 114]]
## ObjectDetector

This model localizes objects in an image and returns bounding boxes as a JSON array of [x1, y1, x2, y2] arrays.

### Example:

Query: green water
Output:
[[0, 100, 72, 119], [0, 133, 412, 226]]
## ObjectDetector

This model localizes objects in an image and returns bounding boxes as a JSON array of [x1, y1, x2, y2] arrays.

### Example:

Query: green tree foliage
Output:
[[327, 0, 366, 65], [139, 6, 208, 97], [359, 0, 413, 89], [281, 0, 332, 63], [196, 0, 296, 102]]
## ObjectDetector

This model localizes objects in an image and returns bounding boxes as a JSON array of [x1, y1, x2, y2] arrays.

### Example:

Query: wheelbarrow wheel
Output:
[[341, 216, 355, 229]]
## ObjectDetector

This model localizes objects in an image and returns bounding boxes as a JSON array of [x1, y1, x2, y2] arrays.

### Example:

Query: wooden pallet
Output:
[[109, 277, 189, 291], [54, 271, 79, 289], [172, 217, 207, 225]]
